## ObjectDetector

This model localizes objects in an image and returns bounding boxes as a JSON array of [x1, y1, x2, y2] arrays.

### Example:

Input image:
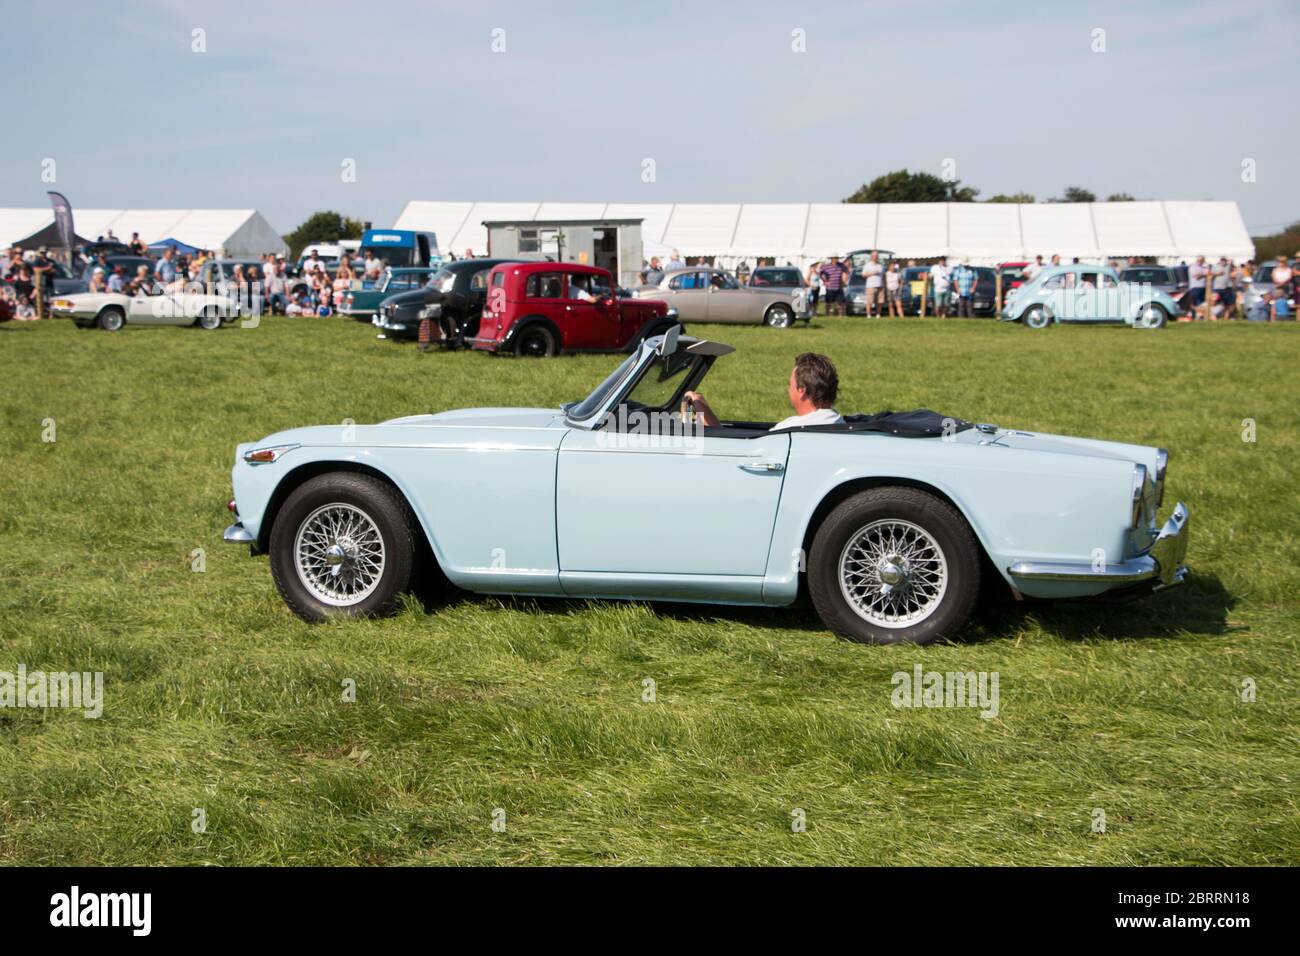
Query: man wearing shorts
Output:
[[860, 251, 884, 316], [818, 256, 850, 316]]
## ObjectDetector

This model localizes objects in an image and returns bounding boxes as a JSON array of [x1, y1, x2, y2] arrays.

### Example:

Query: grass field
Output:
[[0, 312, 1296, 866]]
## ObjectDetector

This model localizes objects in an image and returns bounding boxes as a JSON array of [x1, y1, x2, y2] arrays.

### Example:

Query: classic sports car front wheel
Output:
[[197, 307, 222, 330], [269, 473, 416, 622], [808, 487, 981, 645]]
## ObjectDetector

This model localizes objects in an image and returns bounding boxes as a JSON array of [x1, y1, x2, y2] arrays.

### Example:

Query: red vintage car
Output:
[[469, 262, 680, 356]]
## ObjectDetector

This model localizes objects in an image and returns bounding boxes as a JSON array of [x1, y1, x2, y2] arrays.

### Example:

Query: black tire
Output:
[[764, 304, 794, 328], [197, 307, 221, 330], [97, 306, 125, 331], [514, 324, 557, 357], [269, 473, 416, 623], [808, 487, 981, 645], [1022, 305, 1051, 329]]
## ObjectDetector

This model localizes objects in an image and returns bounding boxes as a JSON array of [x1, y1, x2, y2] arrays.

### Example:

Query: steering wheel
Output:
[[679, 395, 697, 424]]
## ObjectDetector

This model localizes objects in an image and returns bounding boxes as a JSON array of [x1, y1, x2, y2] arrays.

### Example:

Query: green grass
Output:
[[0, 313, 1296, 865]]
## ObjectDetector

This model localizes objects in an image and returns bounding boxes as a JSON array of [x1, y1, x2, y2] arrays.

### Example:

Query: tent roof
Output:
[[393, 200, 1256, 264], [0, 208, 285, 256]]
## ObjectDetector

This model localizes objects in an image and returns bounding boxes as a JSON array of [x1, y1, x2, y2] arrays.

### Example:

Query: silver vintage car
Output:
[[634, 267, 810, 327]]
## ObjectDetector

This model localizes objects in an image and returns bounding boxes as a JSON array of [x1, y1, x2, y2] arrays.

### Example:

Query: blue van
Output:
[[360, 229, 440, 270]]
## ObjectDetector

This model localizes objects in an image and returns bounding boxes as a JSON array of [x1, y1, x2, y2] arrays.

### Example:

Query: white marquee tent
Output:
[[0, 208, 287, 257], [396, 199, 1253, 266]]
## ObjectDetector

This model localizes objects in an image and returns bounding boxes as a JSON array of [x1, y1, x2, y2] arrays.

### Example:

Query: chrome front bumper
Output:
[[1007, 502, 1190, 590]]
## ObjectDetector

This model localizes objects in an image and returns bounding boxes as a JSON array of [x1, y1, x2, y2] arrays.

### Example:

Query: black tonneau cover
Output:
[[802, 409, 975, 438]]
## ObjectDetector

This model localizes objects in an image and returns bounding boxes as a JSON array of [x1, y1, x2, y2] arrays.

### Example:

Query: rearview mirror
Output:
[[657, 324, 680, 356]]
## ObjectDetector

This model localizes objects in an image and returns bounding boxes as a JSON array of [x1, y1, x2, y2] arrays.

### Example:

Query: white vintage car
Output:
[[50, 286, 240, 331]]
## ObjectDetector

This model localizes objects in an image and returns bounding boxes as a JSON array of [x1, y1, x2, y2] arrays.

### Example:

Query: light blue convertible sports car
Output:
[[1001, 264, 1184, 329], [223, 330, 1190, 645]]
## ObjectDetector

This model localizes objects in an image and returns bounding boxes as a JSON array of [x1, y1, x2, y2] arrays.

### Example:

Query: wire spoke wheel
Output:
[[838, 519, 949, 629], [293, 502, 386, 606]]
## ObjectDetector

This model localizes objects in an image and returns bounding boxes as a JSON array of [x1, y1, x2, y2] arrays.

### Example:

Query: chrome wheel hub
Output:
[[839, 519, 948, 628], [294, 503, 386, 606]]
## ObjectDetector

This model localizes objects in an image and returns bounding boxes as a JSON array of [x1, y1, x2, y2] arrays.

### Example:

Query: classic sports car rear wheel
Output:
[[197, 307, 222, 330], [808, 487, 981, 645], [1022, 305, 1051, 329], [764, 304, 794, 328], [515, 325, 557, 357], [269, 473, 416, 622], [97, 306, 125, 331]]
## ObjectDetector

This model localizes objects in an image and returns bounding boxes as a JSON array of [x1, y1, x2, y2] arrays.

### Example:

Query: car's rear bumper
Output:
[[223, 521, 254, 544], [1006, 501, 1190, 592]]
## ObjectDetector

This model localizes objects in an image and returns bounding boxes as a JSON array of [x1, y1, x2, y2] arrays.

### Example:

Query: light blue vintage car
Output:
[[1001, 264, 1184, 329], [223, 331, 1190, 645]]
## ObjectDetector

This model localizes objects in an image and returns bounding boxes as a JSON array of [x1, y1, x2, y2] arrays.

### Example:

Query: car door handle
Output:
[[739, 461, 784, 473]]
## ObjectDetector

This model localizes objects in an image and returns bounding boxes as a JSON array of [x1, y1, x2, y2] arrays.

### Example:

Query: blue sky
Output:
[[2, 0, 1295, 235]]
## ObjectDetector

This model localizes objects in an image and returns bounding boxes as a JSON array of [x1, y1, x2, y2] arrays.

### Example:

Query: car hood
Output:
[[383, 407, 564, 429]]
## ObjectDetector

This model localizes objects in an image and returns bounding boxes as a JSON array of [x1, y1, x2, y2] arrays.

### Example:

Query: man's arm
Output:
[[682, 390, 719, 427]]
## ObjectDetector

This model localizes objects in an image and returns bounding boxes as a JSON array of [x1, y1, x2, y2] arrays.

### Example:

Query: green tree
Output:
[[1253, 222, 1300, 262], [1049, 186, 1097, 203], [844, 168, 979, 203], [986, 192, 1036, 204], [1106, 192, 1136, 202], [283, 211, 365, 260]]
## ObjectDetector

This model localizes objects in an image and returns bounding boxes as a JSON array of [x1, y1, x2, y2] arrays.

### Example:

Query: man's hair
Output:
[[793, 353, 838, 407]]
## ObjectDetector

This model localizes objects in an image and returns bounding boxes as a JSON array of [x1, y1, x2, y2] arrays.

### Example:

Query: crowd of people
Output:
[[637, 250, 1293, 322], [0, 233, 498, 322], [5, 234, 1297, 324]]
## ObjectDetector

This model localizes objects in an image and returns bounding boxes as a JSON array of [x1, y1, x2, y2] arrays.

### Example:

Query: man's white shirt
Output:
[[771, 407, 844, 431]]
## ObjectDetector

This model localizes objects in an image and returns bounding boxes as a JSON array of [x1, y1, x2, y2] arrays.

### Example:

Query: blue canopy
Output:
[[147, 237, 201, 255]]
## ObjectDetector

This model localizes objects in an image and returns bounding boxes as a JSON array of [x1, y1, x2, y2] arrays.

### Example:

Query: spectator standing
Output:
[[951, 259, 977, 317], [805, 262, 822, 315], [643, 257, 664, 286], [1210, 258, 1231, 320], [1188, 255, 1209, 317], [817, 256, 850, 316], [1272, 256, 1293, 298], [885, 260, 903, 317], [362, 251, 383, 282], [154, 248, 178, 284], [929, 258, 951, 317], [107, 265, 126, 293], [1022, 255, 1044, 282], [88, 267, 106, 293], [861, 251, 884, 316], [264, 260, 288, 314], [666, 250, 686, 271]]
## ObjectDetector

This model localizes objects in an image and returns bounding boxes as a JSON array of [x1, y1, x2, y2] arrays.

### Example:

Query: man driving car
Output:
[[569, 273, 597, 303], [683, 352, 844, 430]]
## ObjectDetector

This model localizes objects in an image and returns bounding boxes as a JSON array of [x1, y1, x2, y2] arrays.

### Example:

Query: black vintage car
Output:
[[374, 258, 520, 345]]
